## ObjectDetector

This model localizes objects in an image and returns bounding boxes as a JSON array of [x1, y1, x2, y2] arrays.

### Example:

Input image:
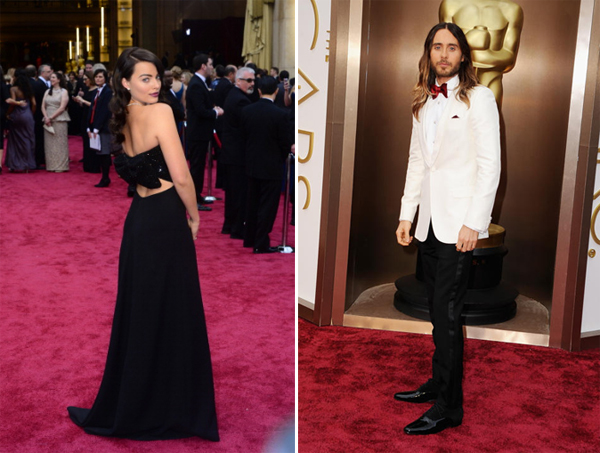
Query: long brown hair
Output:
[[110, 47, 167, 144], [412, 22, 478, 120]]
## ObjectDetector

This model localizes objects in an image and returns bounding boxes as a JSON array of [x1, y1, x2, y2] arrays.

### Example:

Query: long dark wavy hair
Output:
[[412, 22, 479, 120], [110, 47, 166, 144], [13, 69, 34, 102], [47, 72, 68, 96]]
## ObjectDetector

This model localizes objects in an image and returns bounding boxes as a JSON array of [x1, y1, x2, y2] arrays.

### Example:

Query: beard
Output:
[[434, 61, 460, 79], [246, 87, 254, 95]]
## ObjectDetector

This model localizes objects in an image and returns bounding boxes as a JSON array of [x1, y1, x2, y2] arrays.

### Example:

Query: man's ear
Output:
[[258, 88, 263, 97]]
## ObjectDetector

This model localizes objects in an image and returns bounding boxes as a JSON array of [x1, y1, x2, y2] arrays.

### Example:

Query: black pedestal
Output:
[[393, 226, 518, 326], [394, 275, 518, 326]]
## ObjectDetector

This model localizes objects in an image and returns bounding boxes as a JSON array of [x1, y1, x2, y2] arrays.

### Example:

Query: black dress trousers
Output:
[[188, 139, 209, 198], [223, 164, 247, 237], [244, 177, 281, 250], [418, 222, 473, 416]]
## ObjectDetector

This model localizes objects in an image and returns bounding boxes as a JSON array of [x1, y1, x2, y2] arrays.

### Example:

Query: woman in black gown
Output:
[[68, 47, 219, 442]]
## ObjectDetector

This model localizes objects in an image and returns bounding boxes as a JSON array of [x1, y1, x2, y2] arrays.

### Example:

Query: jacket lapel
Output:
[[430, 92, 460, 165], [418, 102, 432, 167]]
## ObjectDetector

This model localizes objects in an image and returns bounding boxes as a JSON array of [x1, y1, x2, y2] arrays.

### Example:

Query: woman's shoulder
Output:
[[141, 102, 173, 126], [147, 102, 173, 116]]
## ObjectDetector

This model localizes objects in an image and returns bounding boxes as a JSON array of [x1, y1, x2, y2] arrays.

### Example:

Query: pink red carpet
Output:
[[0, 136, 295, 452], [299, 319, 599, 452]]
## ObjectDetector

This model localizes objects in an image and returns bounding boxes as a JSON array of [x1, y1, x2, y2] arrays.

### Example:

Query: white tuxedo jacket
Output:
[[399, 85, 501, 244]]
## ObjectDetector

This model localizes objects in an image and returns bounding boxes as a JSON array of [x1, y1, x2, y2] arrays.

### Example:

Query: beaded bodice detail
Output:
[[114, 146, 172, 189]]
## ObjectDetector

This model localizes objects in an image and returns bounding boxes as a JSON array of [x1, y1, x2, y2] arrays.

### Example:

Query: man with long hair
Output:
[[395, 22, 501, 435]]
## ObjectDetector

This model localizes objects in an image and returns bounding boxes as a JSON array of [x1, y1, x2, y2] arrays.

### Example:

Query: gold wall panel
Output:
[[298, 129, 315, 163], [298, 68, 320, 105], [309, 0, 320, 50], [593, 150, 600, 246], [298, 176, 312, 210]]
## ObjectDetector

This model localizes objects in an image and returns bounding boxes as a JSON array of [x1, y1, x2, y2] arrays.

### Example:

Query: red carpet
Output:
[[298, 319, 600, 452], [0, 136, 295, 453]]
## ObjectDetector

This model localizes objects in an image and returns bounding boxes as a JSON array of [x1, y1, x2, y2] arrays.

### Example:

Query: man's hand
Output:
[[456, 225, 479, 252], [396, 221, 413, 246]]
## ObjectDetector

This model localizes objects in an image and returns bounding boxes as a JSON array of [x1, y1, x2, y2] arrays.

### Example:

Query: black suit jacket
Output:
[[33, 78, 49, 121], [213, 78, 233, 108], [213, 78, 233, 134], [221, 87, 251, 166], [164, 90, 185, 123], [242, 98, 291, 180], [185, 74, 216, 142], [87, 85, 113, 133]]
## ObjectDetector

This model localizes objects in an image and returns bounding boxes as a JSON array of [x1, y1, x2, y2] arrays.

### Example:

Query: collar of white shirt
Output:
[[195, 72, 207, 84], [435, 74, 459, 93]]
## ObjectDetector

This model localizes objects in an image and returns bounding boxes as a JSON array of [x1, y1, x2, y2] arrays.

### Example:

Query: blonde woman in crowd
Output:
[[170, 65, 187, 109]]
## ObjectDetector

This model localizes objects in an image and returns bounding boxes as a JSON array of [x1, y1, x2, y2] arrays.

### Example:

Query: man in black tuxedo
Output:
[[213, 65, 237, 190], [32, 64, 53, 168], [185, 54, 224, 212], [221, 67, 254, 239], [395, 23, 501, 435], [241, 76, 292, 254]]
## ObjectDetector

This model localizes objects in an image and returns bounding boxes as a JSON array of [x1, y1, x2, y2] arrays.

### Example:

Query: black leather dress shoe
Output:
[[404, 405, 462, 435], [198, 196, 213, 205], [253, 247, 279, 254], [394, 381, 438, 403], [230, 233, 244, 240], [221, 227, 231, 235], [197, 204, 212, 212], [95, 178, 111, 188]]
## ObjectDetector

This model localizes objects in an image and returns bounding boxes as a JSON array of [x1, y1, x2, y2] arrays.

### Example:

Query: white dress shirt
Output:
[[424, 75, 459, 158], [194, 72, 218, 118]]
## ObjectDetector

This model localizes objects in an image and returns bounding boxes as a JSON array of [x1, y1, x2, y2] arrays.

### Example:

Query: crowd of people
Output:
[[0, 52, 295, 253]]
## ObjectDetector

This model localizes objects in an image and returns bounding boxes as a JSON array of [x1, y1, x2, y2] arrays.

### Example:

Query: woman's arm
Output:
[[283, 80, 291, 107], [41, 92, 49, 122], [6, 87, 25, 106], [74, 96, 91, 107], [151, 103, 199, 237]]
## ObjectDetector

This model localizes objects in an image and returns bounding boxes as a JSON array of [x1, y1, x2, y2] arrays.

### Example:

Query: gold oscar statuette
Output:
[[440, 0, 524, 109]]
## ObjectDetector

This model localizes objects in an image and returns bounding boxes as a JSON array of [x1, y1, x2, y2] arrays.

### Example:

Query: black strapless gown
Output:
[[68, 147, 219, 441]]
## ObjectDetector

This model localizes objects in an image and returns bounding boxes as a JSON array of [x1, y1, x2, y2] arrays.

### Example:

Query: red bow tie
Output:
[[430, 83, 448, 99]]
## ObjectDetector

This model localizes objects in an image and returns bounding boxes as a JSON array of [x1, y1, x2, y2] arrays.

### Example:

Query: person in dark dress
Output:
[[87, 69, 113, 187], [66, 71, 81, 135], [0, 65, 10, 174], [4, 70, 37, 172], [73, 71, 100, 173], [68, 47, 219, 441]]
